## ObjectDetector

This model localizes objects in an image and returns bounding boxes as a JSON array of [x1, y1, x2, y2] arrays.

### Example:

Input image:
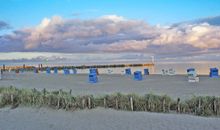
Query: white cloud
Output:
[[0, 15, 220, 58], [100, 15, 126, 22]]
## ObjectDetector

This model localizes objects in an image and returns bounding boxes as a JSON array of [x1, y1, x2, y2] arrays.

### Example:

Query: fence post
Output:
[[82, 98, 86, 109], [168, 102, 170, 112], [104, 98, 107, 108], [177, 98, 180, 113], [69, 89, 72, 95], [162, 98, 166, 112], [32, 88, 36, 104], [57, 98, 60, 108], [130, 97, 134, 111], [43, 88, 46, 105], [43, 88, 46, 96], [57, 89, 62, 109], [148, 100, 151, 111], [198, 98, 201, 114], [217, 99, 219, 115], [144, 101, 147, 111], [32, 96, 35, 104], [10, 94, 14, 104], [213, 98, 217, 115], [48, 94, 51, 106], [115, 98, 119, 109], [88, 97, 91, 109]]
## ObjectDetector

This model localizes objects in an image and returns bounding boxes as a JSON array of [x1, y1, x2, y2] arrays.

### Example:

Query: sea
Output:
[[1, 60, 220, 75]]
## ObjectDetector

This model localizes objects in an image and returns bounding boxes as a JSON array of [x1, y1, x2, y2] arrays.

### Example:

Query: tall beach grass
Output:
[[0, 86, 219, 117]]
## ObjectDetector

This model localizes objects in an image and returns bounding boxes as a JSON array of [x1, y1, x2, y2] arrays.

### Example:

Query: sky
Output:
[[1, 0, 220, 29], [0, 0, 220, 63]]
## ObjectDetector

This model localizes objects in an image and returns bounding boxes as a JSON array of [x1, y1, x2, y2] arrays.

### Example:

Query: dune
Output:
[[0, 107, 220, 130]]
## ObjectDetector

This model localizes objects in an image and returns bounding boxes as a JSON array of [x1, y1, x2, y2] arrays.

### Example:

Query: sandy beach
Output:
[[1, 72, 220, 130], [1, 73, 220, 99], [1, 1, 220, 129], [0, 107, 220, 130]]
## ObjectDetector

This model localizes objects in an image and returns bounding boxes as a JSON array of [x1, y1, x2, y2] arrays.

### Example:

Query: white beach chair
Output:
[[187, 71, 199, 82], [168, 68, 176, 76], [162, 69, 176, 76], [162, 69, 167, 75], [188, 76, 199, 83]]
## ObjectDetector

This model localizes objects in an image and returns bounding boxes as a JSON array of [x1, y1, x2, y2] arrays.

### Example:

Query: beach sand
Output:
[[1, 73, 220, 130], [0, 107, 220, 130], [0, 73, 220, 99]]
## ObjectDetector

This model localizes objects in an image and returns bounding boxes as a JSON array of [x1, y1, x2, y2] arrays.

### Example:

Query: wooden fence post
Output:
[[10, 94, 14, 104], [69, 89, 72, 95], [162, 98, 166, 112], [104, 98, 107, 108], [57, 98, 60, 108], [32, 96, 35, 104], [32, 88, 36, 104], [43, 88, 46, 96], [148, 100, 151, 111], [168, 102, 170, 112], [57, 89, 62, 109], [88, 97, 91, 109], [198, 98, 201, 113], [130, 97, 134, 111], [115, 98, 119, 109], [217, 99, 219, 115], [82, 98, 86, 109], [213, 98, 217, 115], [144, 101, 147, 111], [177, 98, 180, 113]]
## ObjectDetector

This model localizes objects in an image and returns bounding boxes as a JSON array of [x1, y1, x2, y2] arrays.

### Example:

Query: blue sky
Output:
[[0, 0, 220, 62], [1, 0, 220, 29]]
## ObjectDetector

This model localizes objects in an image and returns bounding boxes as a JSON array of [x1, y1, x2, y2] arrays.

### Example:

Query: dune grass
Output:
[[0, 86, 220, 117]]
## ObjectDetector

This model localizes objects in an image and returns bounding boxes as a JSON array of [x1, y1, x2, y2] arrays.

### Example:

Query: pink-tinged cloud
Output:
[[0, 15, 220, 56]]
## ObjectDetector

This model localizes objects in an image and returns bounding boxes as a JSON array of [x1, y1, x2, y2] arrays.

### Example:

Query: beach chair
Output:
[[107, 69, 113, 74], [168, 68, 176, 75], [134, 71, 142, 81], [34, 68, 39, 73], [125, 68, 132, 75], [63, 68, 70, 75], [72, 68, 77, 74], [20, 68, 24, 73], [89, 68, 98, 75], [144, 68, 149, 75], [210, 68, 219, 78], [89, 73, 98, 83], [187, 68, 199, 82], [54, 67, 58, 74], [188, 76, 199, 83], [46, 67, 51, 74], [161, 69, 166, 75]]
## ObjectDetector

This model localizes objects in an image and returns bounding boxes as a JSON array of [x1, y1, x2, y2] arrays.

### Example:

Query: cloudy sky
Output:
[[0, 0, 220, 63]]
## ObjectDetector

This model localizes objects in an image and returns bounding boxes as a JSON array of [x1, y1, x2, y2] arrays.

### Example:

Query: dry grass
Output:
[[0, 86, 220, 117]]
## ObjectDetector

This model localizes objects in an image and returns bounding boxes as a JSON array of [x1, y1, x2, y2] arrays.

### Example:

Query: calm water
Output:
[[1, 61, 220, 75]]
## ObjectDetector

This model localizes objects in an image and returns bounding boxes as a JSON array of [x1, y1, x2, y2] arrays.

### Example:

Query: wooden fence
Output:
[[0, 86, 219, 117]]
